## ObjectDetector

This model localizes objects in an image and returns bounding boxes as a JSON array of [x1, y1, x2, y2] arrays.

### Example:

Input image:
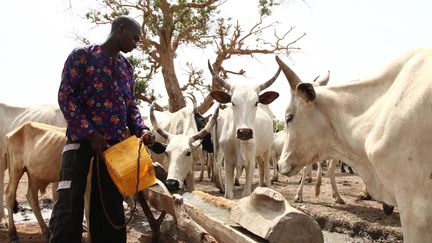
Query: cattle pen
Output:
[[0, 162, 402, 242]]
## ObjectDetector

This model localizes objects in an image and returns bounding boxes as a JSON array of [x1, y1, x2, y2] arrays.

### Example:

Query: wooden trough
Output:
[[137, 185, 323, 243]]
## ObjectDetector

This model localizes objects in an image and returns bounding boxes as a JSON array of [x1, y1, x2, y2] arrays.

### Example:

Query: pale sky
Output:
[[1, 0, 431, 120]]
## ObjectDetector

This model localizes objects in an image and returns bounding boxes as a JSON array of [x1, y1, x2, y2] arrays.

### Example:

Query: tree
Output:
[[84, 0, 305, 113]]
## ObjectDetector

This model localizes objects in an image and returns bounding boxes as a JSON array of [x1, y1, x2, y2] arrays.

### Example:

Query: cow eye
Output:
[[231, 102, 235, 106], [286, 114, 294, 123], [255, 102, 258, 106], [186, 151, 191, 156]]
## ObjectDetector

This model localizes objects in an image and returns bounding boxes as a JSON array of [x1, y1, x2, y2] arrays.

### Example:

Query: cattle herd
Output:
[[1, 48, 432, 243]]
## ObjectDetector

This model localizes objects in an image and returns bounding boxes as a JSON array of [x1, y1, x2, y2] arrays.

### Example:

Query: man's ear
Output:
[[296, 83, 316, 102], [211, 91, 231, 104]]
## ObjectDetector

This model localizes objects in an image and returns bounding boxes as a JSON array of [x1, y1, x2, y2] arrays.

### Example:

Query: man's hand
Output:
[[140, 129, 156, 146], [90, 132, 107, 156]]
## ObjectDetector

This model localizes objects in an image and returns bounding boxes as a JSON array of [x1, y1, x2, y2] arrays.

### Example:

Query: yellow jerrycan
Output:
[[103, 136, 156, 196]]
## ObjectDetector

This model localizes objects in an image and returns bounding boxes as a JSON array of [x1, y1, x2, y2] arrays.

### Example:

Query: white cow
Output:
[[5, 122, 66, 242], [269, 130, 285, 182], [209, 61, 281, 199], [275, 49, 432, 242], [148, 102, 219, 193]]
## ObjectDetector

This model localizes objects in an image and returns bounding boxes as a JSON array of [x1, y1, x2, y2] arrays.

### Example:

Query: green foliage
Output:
[[273, 119, 285, 132], [258, 0, 281, 16], [126, 55, 160, 103], [85, 0, 219, 83]]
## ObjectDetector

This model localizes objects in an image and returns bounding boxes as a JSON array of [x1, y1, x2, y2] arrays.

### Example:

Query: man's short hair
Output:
[[111, 16, 141, 32]]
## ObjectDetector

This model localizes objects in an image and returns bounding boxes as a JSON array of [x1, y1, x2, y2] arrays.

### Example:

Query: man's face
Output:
[[118, 24, 142, 53]]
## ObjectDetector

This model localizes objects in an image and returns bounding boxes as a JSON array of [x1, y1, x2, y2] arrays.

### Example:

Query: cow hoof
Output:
[[234, 180, 240, 186], [294, 196, 303, 203], [271, 177, 278, 183], [359, 193, 372, 201], [335, 198, 346, 205], [383, 203, 394, 215]]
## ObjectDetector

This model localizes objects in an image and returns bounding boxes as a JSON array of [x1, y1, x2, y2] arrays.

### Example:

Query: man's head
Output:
[[110, 16, 142, 53]]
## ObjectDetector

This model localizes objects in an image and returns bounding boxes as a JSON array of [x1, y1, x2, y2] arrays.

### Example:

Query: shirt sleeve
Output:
[[125, 83, 149, 137], [58, 48, 96, 140]]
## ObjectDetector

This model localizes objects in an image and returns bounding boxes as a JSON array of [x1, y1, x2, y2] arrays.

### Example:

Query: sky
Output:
[[1, 0, 432, 120]]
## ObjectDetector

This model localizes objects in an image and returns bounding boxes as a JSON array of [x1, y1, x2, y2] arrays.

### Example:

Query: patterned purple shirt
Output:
[[58, 45, 148, 143]]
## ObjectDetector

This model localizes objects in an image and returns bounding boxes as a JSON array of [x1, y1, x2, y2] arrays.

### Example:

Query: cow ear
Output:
[[259, 91, 279, 105], [296, 83, 316, 102], [211, 91, 231, 104], [148, 141, 167, 154]]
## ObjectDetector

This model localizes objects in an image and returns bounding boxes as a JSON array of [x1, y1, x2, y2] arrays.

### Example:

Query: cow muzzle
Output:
[[166, 179, 180, 193], [236, 128, 253, 140]]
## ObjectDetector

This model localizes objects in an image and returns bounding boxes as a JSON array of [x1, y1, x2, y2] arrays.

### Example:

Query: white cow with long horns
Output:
[[148, 101, 219, 193], [209, 60, 281, 199], [275, 48, 432, 243]]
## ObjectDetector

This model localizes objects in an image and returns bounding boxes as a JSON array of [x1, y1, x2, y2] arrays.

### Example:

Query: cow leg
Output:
[[0, 152, 6, 223], [198, 151, 205, 182], [26, 177, 49, 239], [340, 160, 346, 173], [270, 152, 278, 183], [294, 166, 308, 203], [315, 162, 322, 197], [185, 171, 195, 192], [49, 182, 59, 203], [298, 165, 312, 184], [207, 152, 213, 180], [242, 158, 256, 198], [328, 160, 345, 204], [5, 168, 24, 242], [213, 152, 224, 193], [234, 164, 243, 186], [397, 193, 432, 243], [262, 151, 271, 187], [224, 159, 235, 199], [257, 156, 265, 187], [207, 154, 216, 182]]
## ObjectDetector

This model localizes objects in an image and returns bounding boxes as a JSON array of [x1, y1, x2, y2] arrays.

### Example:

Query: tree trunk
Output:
[[160, 56, 186, 112]]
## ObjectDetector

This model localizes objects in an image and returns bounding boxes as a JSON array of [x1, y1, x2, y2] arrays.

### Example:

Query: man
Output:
[[49, 16, 155, 243]]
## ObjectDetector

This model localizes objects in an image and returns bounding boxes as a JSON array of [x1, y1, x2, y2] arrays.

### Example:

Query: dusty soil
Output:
[[0, 162, 402, 243]]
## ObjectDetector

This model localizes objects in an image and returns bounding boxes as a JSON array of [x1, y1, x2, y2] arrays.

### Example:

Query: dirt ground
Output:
[[0, 162, 402, 243]]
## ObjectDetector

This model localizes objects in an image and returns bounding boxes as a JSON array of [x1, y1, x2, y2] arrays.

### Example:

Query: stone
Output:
[[230, 187, 323, 243]]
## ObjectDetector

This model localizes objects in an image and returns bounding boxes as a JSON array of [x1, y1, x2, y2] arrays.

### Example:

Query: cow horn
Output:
[[186, 93, 198, 114], [192, 105, 219, 141], [208, 60, 231, 90], [150, 101, 170, 140], [275, 56, 302, 90], [258, 67, 281, 91], [313, 70, 330, 86]]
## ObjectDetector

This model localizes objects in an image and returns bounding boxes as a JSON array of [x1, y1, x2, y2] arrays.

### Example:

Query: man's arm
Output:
[[58, 48, 96, 141]]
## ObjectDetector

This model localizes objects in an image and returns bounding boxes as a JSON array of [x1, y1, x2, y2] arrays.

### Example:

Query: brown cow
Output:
[[5, 122, 66, 241]]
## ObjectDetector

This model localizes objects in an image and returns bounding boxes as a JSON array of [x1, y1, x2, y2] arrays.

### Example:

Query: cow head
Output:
[[275, 56, 331, 176], [149, 102, 219, 192], [208, 60, 280, 141]]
